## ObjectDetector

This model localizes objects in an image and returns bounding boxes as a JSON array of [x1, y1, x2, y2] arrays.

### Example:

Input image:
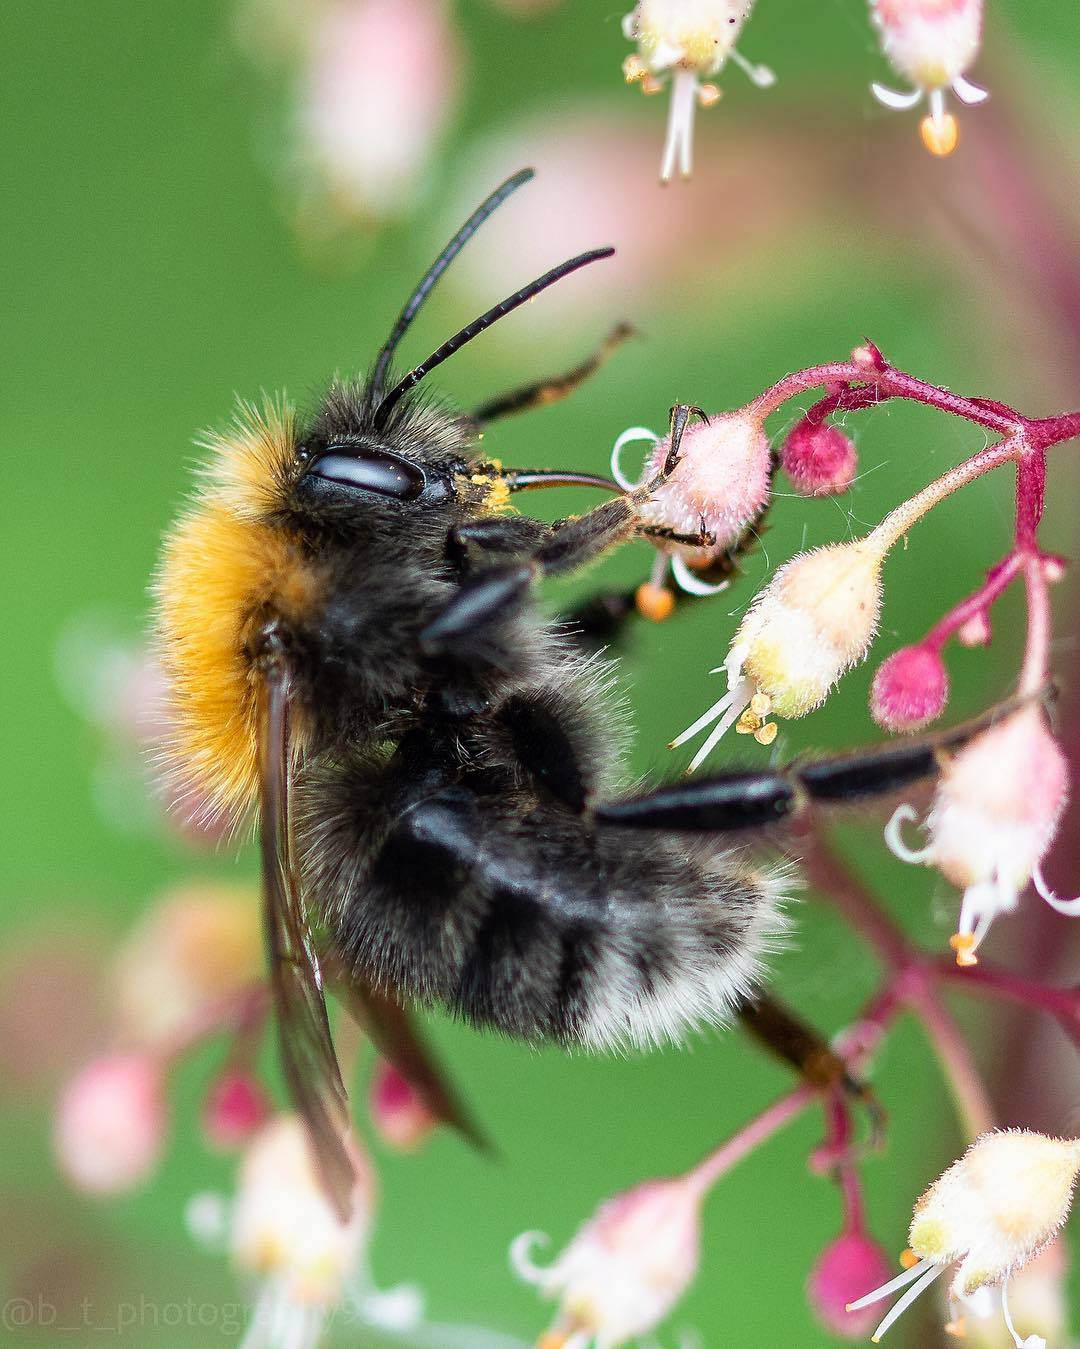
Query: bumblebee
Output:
[[155, 169, 999, 1213]]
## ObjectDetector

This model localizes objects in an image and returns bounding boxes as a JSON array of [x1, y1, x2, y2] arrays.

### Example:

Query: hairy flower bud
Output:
[[869, 0, 988, 156], [885, 707, 1071, 963], [849, 1131, 1080, 1343], [781, 419, 858, 497], [672, 540, 884, 769], [870, 644, 949, 732], [808, 1231, 895, 1339], [513, 1177, 702, 1346], [55, 1053, 167, 1194]]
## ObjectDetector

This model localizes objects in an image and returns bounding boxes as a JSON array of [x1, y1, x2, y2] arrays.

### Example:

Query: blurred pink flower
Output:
[[54, 1053, 167, 1195], [294, 0, 462, 228], [369, 1060, 437, 1152], [203, 1070, 272, 1152], [807, 1230, 895, 1339]]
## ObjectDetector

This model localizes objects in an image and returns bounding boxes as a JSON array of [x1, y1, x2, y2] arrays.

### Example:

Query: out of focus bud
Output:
[[622, 1, 774, 182], [114, 883, 262, 1047], [513, 1177, 701, 1346], [615, 409, 771, 589], [781, 419, 858, 497], [294, 0, 461, 231], [870, 643, 949, 732], [958, 610, 992, 647], [202, 1069, 271, 1152], [849, 1131, 1080, 1344], [55, 1053, 167, 1194], [885, 708, 1071, 964], [808, 1230, 895, 1339], [672, 539, 885, 769], [869, 0, 988, 156], [960, 1240, 1070, 1348], [233, 1116, 376, 1326], [370, 1061, 437, 1152]]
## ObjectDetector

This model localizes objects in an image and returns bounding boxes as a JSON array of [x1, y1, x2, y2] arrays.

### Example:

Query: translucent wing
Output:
[[257, 656, 355, 1220]]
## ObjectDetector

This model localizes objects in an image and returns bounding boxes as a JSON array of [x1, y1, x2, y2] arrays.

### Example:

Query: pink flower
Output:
[[870, 644, 949, 732], [512, 1177, 702, 1346], [55, 1053, 167, 1194], [885, 708, 1074, 964], [808, 1231, 895, 1339], [780, 419, 858, 497], [369, 1061, 437, 1152], [203, 1070, 271, 1152], [869, 0, 988, 156], [295, 0, 461, 226]]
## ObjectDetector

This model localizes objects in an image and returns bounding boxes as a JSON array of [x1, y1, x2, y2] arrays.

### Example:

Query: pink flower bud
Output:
[[781, 420, 858, 497], [369, 1061, 437, 1152], [54, 1053, 167, 1194], [808, 1231, 895, 1339], [870, 644, 949, 732], [957, 610, 992, 647], [203, 1070, 270, 1152]]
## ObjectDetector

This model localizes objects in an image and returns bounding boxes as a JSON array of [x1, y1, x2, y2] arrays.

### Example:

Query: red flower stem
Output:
[[923, 553, 1023, 649], [686, 1083, 817, 1196], [934, 957, 1080, 1024]]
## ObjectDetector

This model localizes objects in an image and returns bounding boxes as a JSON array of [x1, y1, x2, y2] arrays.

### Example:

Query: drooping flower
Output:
[[55, 1052, 168, 1194], [671, 538, 885, 769], [612, 409, 771, 599], [869, 0, 988, 156], [848, 1130, 1080, 1344], [884, 707, 1074, 965], [781, 418, 859, 497], [512, 1177, 702, 1347], [808, 1230, 895, 1340], [622, 1, 775, 182], [113, 882, 263, 1048], [870, 643, 949, 732]]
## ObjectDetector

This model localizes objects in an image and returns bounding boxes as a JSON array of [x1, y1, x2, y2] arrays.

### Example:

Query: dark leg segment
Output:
[[472, 323, 634, 424]]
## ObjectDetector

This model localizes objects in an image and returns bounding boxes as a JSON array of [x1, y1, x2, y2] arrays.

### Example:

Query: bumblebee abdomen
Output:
[[299, 753, 789, 1051]]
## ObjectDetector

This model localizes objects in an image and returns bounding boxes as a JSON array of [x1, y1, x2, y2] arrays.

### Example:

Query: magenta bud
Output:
[[780, 420, 858, 497], [370, 1060, 436, 1152], [202, 1069, 270, 1151], [870, 644, 949, 732], [807, 1231, 894, 1339]]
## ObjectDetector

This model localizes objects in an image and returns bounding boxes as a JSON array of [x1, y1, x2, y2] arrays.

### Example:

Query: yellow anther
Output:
[[920, 112, 959, 157], [754, 721, 778, 746], [949, 932, 978, 967], [736, 708, 761, 735], [635, 582, 676, 623], [697, 82, 722, 108], [623, 54, 647, 84], [750, 692, 772, 717], [899, 1248, 920, 1270]]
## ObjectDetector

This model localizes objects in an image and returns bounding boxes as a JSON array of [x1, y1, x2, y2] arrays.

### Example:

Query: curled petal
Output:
[[952, 75, 990, 106], [884, 804, 933, 865], [730, 49, 776, 88], [1033, 866, 1080, 917], [671, 555, 729, 597], [510, 1230, 553, 1285], [611, 426, 659, 490], [870, 82, 923, 110]]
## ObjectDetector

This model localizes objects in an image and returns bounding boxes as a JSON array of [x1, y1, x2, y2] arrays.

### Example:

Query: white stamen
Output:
[[847, 1256, 936, 1311], [884, 804, 933, 864], [671, 554, 730, 597], [670, 676, 752, 753], [928, 87, 948, 128], [1001, 1280, 1047, 1349], [870, 82, 923, 110], [686, 679, 755, 772], [661, 69, 699, 182], [649, 552, 670, 590], [952, 74, 989, 106], [1033, 865, 1080, 916], [729, 48, 776, 88], [509, 1231, 552, 1285], [869, 1260, 945, 1341], [611, 426, 659, 490]]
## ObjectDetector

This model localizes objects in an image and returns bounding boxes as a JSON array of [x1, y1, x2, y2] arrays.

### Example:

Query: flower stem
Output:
[[686, 1084, 817, 1196]]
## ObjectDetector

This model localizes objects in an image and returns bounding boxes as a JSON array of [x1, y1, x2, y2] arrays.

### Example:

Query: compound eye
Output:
[[305, 448, 427, 500]]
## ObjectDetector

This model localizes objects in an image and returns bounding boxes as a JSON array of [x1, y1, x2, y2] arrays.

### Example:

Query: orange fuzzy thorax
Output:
[[154, 400, 318, 831]]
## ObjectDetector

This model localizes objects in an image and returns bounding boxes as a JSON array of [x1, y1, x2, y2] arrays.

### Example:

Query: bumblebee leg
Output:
[[471, 323, 634, 424], [594, 701, 1022, 832]]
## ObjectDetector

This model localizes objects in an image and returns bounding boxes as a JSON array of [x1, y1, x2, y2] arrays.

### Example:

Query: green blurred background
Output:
[[4, 1, 1080, 1344]]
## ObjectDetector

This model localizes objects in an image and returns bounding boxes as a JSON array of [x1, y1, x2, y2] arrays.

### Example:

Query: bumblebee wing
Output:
[[257, 658, 355, 1220], [346, 977, 490, 1154]]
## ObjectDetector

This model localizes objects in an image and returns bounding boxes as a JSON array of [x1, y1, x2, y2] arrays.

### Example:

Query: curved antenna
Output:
[[372, 248, 615, 431], [369, 168, 535, 401]]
